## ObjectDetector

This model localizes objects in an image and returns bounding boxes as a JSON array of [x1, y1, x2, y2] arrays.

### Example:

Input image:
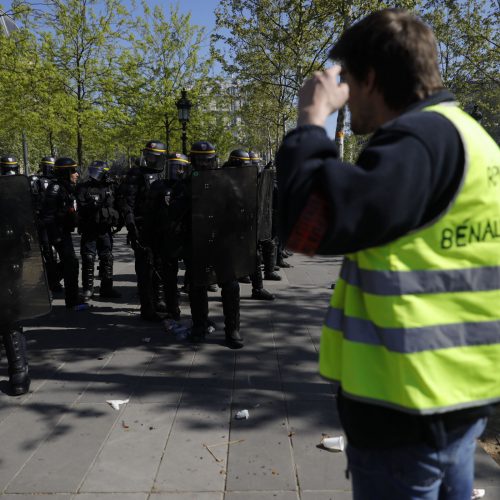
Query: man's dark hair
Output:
[[329, 9, 444, 110]]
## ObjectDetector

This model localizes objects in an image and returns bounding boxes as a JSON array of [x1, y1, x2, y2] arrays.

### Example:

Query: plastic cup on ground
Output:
[[321, 435, 345, 452]]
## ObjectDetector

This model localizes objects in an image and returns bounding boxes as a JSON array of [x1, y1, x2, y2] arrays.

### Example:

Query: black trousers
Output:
[[80, 230, 113, 261], [53, 231, 79, 306], [189, 278, 240, 333]]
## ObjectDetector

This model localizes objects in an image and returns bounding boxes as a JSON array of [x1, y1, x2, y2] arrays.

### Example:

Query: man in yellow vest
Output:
[[276, 8, 499, 500]]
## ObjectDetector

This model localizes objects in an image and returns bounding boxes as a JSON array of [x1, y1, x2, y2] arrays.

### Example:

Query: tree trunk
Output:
[[77, 114, 83, 168], [165, 115, 170, 153], [48, 130, 56, 157], [334, 6, 352, 160], [334, 106, 347, 160]]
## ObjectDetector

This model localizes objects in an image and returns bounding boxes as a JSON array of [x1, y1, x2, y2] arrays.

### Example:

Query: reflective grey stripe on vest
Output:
[[340, 259, 500, 295], [324, 306, 500, 353]]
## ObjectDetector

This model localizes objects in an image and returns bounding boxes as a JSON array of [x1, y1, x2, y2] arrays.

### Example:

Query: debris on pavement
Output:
[[320, 435, 345, 452], [472, 489, 486, 499], [121, 420, 129, 429], [106, 399, 130, 410], [203, 443, 223, 463], [235, 409, 250, 420], [202, 439, 245, 464], [142, 337, 151, 343], [206, 439, 245, 448]]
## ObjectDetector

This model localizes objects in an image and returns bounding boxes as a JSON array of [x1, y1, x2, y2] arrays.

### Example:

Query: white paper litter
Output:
[[142, 337, 151, 343], [471, 489, 485, 500], [320, 435, 345, 452], [106, 399, 130, 410], [235, 409, 250, 420]]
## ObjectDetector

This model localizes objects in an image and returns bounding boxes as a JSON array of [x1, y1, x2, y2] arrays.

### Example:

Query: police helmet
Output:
[[0, 155, 19, 176], [189, 141, 217, 170], [53, 157, 78, 180], [227, 149, 251, 167], [39, 156, 55, 177], [88, 160, 109, 182], [140, 140, 167, 173], [248, 151, 262, 167], [167, 153, 190, 180]]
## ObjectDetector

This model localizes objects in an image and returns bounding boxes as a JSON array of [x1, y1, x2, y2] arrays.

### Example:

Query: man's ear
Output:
[[365, 68, 377, 94]]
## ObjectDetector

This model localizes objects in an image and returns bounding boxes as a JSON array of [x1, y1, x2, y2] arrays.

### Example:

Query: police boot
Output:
[[222, 281, 243, 349], [251, 288, 275, 301], [81, 254, 95, 301], [263, 240, 281, 281], [276, 240, 292, 268], [189, 285, 209, 342], [65, 256, 89, 310], [2, 330, 30, 396], [238, 275, 251, 284], [277, 255, 292, 268], [153, 273, 167, 312], [99, 255, 121, 298], [250, 253, 274, 300]]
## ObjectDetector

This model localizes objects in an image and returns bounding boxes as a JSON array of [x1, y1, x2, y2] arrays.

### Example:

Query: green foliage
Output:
[[0, 0, 497, 169]]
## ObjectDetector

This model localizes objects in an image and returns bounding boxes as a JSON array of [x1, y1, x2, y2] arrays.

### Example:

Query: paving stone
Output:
[[78, 352, 154, 403], [6, 403, 118, 493], [0, 495, 71, 499], [27, 357, 111, 404], [300, 491, 352, 500], [153, 399, 231, 492], [71, 494, 147, 500], [80, 403, 176, 492], [226, 394, 296, 492], [0, 404, 71, 490], [286, 401, 349, 492], [224, 492, 298, 500], [150, 494, 222, 500]]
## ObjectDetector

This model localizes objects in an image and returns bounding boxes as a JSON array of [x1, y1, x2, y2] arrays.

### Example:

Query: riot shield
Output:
[[191, 166, 257, 286], [257, 169, 273, 241], [0, 176, 51, 326]]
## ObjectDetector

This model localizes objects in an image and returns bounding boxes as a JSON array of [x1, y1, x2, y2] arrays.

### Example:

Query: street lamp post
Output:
[[175, 88, 192, 155]]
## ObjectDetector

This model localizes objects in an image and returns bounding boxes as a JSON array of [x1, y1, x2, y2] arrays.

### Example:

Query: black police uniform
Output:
[[0, 156, 31, 394], [41, 158, 87, 309], [77, 162, 121, 300], [263, 167, 282, 279], [118, 142, 166, 320], [29, 157, 62, 292], [188, 144, 244, 348], [248, 152, 276, 299], [144, 154, 192, 320]]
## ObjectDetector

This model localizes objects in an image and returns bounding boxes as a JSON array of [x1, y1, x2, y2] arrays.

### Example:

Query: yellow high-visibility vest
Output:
[[319, 103, 500, 414]]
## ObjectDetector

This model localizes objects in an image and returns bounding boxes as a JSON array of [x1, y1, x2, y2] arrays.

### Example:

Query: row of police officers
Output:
[[0, 140, 285, 395]]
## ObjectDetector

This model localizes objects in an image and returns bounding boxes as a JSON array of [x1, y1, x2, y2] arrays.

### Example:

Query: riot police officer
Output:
[[1, 162, 51, 394], [77, 160, 121, 301], [263, 160, 283, 280], [0, 155, 20, 176], [28, 156, 63, 293], [144, 153, 192, 320], [41, 157, 88, 310], [118, 141, 167, 321], [227, 150, 274, 301], [188, 141, 252, 348]]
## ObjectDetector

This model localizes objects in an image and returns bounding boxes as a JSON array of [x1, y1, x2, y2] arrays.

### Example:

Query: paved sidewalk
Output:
[[1, 233, 498, 499]]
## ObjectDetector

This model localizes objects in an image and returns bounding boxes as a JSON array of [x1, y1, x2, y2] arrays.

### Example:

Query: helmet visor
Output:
[[141, 151, 166, 172], [88, 165, 105, 182]]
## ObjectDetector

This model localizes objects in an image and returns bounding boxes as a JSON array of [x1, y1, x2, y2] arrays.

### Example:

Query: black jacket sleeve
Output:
[[276, 110, 464, 255]]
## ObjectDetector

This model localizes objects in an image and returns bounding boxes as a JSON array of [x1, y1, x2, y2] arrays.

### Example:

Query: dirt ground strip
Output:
[[480, 404, 500, 466]]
